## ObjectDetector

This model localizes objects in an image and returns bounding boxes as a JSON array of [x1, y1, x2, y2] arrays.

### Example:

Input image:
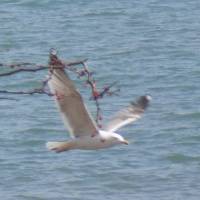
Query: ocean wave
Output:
[[166, 153, 200, 163]]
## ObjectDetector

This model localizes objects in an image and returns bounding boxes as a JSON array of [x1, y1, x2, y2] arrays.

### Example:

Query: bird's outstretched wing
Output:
[[104, 96, 151, 132], [48, 67, 98, 138]]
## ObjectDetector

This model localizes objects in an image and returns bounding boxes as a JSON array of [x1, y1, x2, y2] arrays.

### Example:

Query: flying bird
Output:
[[46, 66, 151, 153]]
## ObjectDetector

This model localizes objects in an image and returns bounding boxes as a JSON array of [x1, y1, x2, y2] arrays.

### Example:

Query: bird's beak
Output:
[[122, 140, 129, 145]]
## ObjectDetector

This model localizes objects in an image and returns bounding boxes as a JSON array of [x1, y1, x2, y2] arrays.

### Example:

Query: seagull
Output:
[[46, 66, 151, 153]]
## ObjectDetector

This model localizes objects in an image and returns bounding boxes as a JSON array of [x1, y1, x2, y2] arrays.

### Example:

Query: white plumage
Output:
[[46, 65, 151, 153]]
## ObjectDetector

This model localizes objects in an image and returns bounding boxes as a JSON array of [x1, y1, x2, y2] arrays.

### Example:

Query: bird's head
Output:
[[111, 133, 129, 145]]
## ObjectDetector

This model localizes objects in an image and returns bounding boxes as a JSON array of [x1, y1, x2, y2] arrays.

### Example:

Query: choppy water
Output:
[[1, 0, 200, 199]]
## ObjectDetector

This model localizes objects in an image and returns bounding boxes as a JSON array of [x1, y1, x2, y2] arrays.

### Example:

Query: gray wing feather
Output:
[[104, 96, 151, 132], [48, 66, 98, 138]]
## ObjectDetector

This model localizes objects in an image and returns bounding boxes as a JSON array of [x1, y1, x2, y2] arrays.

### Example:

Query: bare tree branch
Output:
[[0, 50, 119, 126], [0, 62, 34, 68], [0, 66, 47, 77], [0, 97, 18, 101], [0, 59, 88, 77], [0, 88, 52, 96]]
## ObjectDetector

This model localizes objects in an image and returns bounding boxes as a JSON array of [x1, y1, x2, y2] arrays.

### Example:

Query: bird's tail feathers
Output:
[[46, 141, 72, 153]]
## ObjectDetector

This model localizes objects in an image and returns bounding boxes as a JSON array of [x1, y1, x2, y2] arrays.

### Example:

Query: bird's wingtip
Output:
[[131, 95, 152, 109], [145, 95, 152, 101]]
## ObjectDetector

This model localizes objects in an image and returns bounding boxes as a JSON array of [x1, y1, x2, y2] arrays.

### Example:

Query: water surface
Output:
[[0, 1, 200, 199]]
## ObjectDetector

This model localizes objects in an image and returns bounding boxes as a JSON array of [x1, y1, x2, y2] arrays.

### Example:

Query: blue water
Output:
[[1, 0, 200, 199]]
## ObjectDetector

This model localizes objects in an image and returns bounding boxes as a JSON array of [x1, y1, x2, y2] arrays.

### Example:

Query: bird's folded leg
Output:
[[46, 141, 71, 153]]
